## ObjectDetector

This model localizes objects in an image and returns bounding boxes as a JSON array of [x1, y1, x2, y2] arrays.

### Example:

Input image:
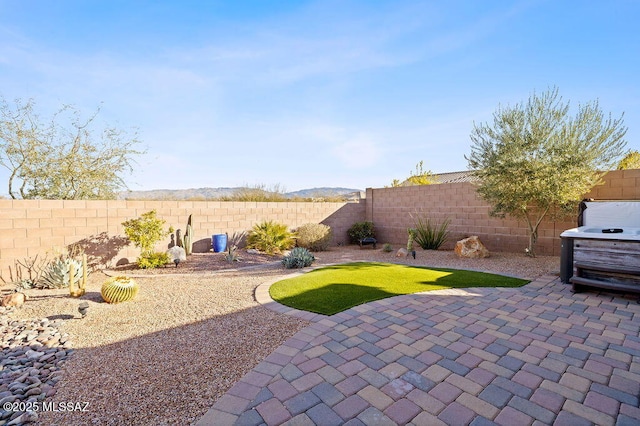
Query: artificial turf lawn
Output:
[[269, 262, 529, 315]]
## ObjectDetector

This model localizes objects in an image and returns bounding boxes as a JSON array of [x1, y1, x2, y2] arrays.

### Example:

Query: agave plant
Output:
[[39, 257, 82, 289], [282, 247, 315, 269]]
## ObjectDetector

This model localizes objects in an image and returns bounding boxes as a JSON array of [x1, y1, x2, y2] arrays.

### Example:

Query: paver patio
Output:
[[196, 275, 640, 425]]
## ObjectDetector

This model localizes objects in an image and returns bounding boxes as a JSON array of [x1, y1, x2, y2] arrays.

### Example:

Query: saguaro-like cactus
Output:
[[184, 214, 194, 255]]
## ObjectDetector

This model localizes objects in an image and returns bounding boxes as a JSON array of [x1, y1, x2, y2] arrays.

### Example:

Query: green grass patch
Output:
[[269, 262, 528, 315]]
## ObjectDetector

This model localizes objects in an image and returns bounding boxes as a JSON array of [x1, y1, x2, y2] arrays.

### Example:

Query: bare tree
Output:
[[0, 96, 144, 199]]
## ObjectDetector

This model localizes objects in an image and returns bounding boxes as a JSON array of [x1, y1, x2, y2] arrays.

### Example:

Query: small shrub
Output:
[[122, 210, 172, 268], [247, 220, 295, 254], [296, 223, 333, 251], [382, 243, 393, 253], [137, 251, 170, 269], [413, 216, 450, 250], [282, 247, 315, 269], [347, 221, 375, 244]]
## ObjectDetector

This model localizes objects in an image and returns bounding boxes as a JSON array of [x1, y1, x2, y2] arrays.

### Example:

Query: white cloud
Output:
[[331, 134, 382, 169]]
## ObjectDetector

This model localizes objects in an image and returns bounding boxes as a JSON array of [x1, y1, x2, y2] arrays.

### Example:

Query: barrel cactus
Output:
[[101, 276, 139, 304], [39, 257, 82, 289]]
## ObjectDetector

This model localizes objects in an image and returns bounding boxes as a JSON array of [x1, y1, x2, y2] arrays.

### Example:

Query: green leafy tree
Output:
[[467, 87, 627, 257], [617, 150, 640, 169], [0, 96, 144, 199]]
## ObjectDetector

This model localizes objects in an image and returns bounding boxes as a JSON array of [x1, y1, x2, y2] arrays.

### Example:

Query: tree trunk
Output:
[[527, 229, 537, 257]]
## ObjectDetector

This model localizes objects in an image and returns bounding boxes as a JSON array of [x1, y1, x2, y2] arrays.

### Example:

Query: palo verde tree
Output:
[[389, 160, 436, 187], [467, 87, 627, 257], [617, 150, 640, 170], [0, 96, 144, 199]]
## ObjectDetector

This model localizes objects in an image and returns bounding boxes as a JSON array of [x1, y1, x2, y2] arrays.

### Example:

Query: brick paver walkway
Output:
[[196, 275, 640, 425]]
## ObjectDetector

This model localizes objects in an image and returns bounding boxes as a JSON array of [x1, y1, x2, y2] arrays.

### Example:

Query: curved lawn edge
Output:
[[269, 262, 529, 315]]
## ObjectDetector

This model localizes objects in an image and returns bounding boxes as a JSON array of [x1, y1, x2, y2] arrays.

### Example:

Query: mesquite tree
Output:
[[0, 96, 144, 199], [467, 87, 627, 257]]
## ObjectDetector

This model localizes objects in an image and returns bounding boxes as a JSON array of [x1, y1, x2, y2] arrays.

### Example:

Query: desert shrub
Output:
[[282, 247, 315, 269], [413, 216, 450, 250], [296, 223, 333, 251], [382, 243, 393, 253], [347, 221, 375, 244], [137, 251, 170, 269], [247, 220, 295, 254], [122, 210, 172, 268]]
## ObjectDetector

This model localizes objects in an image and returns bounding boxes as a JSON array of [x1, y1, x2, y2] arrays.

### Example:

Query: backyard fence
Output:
[[366, 169, 639, 256], [0, 169, 637, 279]]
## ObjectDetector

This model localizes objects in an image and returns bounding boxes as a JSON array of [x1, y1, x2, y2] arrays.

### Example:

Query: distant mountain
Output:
[[285, 187, 363, 199], [119, 187, 363, 201]]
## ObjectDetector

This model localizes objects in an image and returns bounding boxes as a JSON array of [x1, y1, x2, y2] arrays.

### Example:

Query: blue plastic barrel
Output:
[[212, 234, 227, 253]]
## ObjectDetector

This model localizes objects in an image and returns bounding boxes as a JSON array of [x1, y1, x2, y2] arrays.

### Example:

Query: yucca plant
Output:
[[412, 216, 451, 250], [247, 220, 295, 254], [224, 246, 239, 262]]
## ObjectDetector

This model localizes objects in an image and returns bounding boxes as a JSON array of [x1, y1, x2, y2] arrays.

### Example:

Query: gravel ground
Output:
[[2, 246, 559, 425]]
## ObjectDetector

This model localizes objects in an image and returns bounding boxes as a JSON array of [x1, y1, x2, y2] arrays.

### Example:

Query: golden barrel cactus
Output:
[[101, 276, 139, 303]]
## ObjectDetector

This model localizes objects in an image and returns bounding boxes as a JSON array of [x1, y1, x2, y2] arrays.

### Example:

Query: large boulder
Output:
[[1, 292, 27, 308], [455, 236, 490, 258]]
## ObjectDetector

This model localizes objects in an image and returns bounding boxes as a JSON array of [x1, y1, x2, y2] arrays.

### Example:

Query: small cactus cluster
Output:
[[174, 214, 194, 256], [407, 228, 416, 252], [282, 247, 315, 269], [40, 257, 83, 289], [101, 276, 139, 303]]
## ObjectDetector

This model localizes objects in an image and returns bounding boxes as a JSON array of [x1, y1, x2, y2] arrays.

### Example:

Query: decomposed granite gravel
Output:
[[0, 246, 559, 425]]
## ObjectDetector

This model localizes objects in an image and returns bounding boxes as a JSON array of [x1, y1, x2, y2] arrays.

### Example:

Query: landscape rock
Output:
[[167, 246, 187, 262], [1, 293, 27, 308], [0, 316, 71, 424], [454, 236, 490, 258], [396, 248, 408, 257]]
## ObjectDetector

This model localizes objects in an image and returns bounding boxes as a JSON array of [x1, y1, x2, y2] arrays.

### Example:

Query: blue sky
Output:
[[0, 0, 638, 193]]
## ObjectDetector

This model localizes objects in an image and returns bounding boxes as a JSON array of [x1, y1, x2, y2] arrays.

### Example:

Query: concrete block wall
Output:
[[0, 200, 365, 279], [366, 169, 638, 257], [0, 169, 636, 280]]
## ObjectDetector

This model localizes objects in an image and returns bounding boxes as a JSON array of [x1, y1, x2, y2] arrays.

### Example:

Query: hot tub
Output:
[[559, 201, 640, 293], [560, 226, 640, 241]]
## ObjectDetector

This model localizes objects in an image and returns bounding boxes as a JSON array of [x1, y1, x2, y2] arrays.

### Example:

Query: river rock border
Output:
[[0, 307, 73, 425]]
